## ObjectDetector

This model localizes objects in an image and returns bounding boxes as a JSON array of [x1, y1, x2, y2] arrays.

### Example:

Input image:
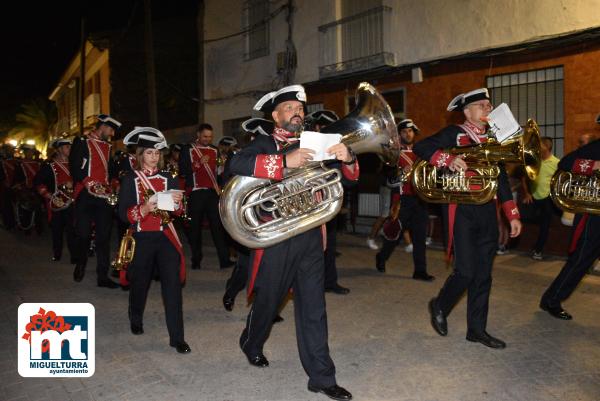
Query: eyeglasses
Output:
[[468, 102, 493, 111]]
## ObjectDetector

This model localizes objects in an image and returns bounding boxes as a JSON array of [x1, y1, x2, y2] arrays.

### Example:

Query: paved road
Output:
[[1, 228, 599, 401]]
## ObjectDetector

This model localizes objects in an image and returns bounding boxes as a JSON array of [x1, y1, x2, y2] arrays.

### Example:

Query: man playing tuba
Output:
[[414, 88, 522, 349], [540, 137, 600, 320], [227, 85, 357, 401]]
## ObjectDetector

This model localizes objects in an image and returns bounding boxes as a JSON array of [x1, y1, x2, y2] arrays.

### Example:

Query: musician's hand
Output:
[[285, 148, 315, 168], [201, 155, 210, 163], [327, 143, 353, 163], [403, 165, 411, 173], [448, 157, 468, 172], [171, 192, 183, 203], [509, 219, 522, 238], [522, 193, 533, 204], [593, 161, 600, 171], [141, 199, 158, 216]]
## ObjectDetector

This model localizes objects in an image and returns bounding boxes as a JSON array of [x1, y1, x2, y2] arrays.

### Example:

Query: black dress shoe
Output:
[[73, 263, 86, 282], [220, 260, 236, 269], [223, 295, 234, 311], [375, 253, 385, 273], [539, 302, 572, 320], [413, 272, 435, 282], [466, 330, 506, 349], [428, 298, 447, 336], [246, 354, 269, 367], [308, 384, 353, 401], [272, 315, 284, 324], [97, 279, 119, 289], [130, 324, 144, 335], [191, 262, 201, 270], [170, 341, 191, 354], [52, 255, 61, 262], [325, 284, 350, 295]]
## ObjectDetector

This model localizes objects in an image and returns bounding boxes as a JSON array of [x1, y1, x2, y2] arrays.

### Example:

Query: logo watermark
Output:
[[18, 303, 95, 377]]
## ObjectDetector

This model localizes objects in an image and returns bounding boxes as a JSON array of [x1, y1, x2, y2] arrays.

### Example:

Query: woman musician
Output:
[[118, 127, 190, 354]]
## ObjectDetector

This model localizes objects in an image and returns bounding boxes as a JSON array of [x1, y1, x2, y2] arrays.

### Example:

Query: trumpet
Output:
[[112, 228, 135, 271]]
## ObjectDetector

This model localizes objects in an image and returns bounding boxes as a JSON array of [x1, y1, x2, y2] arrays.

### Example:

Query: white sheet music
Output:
[[488, 103, 522, 143], [157, 190, 184, 211], [299, 131, 342, 161]]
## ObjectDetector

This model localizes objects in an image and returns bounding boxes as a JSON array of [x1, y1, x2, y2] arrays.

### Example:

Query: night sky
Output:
[[0, 0, 196, 123]]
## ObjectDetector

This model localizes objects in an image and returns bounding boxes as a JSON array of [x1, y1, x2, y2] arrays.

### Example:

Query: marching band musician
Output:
[[34, 138, 75, 262], [179, 123, 233, 270], [117, 127, 190, 353], [12, 143, 43, 235], [414, 88, 522, 349], [221, 118, 284, 323], [0, 143, 18, 230], [376, 119, 435, 281], [229, 85, 356, 401], [539, 138, 600, 320], [69, 114, 121, 287]]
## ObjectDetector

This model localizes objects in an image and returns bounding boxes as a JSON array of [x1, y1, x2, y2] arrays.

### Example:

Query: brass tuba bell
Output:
[[412, 119, 541, 205], [219, 82, 399, 249], [550, 169, 600, 215]]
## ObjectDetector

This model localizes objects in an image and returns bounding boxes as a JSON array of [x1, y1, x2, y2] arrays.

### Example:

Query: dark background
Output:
[[0, 0, 198, 132]]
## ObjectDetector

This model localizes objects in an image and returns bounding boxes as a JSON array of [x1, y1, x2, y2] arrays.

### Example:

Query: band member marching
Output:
[[12, 144, 43, 234], [117, 127, 190, 353], [229, 85, 356, 400], [376, 119, 435, 281], [221, 118, 283, 324], [0, 143, 18, 230], [540, 138, 600, 320], [34, 138, 76, 262], [69, 114, 121, 288], [414, 88, 522, 349], [179, 123, 233, 269]]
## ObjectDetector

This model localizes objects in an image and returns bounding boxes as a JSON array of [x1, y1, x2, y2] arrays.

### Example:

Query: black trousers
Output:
[[240, 228, 336, 388], [128, 232, 184, 343], [73, 191, 114, 281], [532, 196, 560, 253], [436, 202, 498, 333], [0, 187, 15, 229], [188, 189, 229, 267], [50, 206, 76, 260], [224, 246, 250, 301], [541, 214, 600, 307], [377, 195, 428, 274], [324, 216, 339, 288]]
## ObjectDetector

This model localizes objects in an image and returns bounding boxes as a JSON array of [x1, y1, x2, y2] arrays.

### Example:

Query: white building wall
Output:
[[203, 0, 600, 131]]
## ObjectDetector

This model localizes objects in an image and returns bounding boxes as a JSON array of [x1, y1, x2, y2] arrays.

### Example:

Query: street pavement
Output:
[[1, 227, 599, 401]]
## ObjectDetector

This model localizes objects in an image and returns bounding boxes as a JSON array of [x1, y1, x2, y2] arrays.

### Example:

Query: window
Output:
[[243, 0, 269, 60], [487, 66, 564, 157], [347, 87, 405, 118], [306, 103, 324, 114]]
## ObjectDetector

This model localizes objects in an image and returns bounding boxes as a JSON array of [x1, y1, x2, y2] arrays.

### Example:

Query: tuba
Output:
[[219, 82, 399, 249], [550, 169, 600, 215], [112, 228, 135, 271], [412, 119, 541, 204]]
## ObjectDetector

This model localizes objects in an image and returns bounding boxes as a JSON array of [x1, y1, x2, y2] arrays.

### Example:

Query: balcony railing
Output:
[[318, 6, 395, 79]]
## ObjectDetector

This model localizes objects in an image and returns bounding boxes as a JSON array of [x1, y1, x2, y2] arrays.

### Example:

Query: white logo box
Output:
[[18, 303, 95, 378]]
